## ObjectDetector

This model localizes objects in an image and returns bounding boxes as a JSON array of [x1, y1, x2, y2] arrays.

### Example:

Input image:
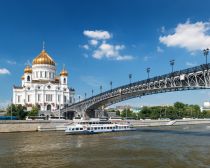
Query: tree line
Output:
[[5, 104, 39, 120], [111, 102, 210, 120]]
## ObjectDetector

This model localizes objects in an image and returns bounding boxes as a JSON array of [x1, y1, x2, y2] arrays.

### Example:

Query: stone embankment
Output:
[[1, 119, 210, 132], [119, 119, 210, 127], [0, 120, 71, 133]]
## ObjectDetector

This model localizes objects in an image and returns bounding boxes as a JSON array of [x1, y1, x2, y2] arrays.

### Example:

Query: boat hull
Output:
[[65, 128, 136, 135]]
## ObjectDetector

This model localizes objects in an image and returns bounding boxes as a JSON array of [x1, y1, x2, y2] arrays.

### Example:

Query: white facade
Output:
[[13, 49, 75, 114]]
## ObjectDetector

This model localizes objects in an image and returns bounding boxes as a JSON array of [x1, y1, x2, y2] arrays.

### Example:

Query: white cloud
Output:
[[7, 60, 16, 65], [93, 43, 133, 61], [161, 26, 165, 33], [83, 30, 111, 40], [186, 62, 197, 67], [160, 21, 210, 52], [89, 39, 98, 46], [82, 29, 134, 61], [0, 68, 10, 75], [82, 44, 89, 50], [157, 46, 164, 53], [143, 56, 151, 61]]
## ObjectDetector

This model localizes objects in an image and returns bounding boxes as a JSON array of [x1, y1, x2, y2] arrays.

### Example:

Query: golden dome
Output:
[[21, 75, 25, 80], [60, 69, 68, 76], [24, 65, 32, 73], [55, 76, 60, 81], [32, 49, 55, 66]]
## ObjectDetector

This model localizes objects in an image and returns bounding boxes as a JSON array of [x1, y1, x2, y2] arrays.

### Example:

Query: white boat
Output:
[[65, 118, 136, 135]]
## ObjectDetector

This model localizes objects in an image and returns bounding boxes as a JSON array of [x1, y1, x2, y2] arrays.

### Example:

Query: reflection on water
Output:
[[0, 125, 210, 168]]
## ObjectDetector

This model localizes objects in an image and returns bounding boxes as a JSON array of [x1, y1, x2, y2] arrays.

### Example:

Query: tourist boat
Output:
[[65, 118, 136, 135]]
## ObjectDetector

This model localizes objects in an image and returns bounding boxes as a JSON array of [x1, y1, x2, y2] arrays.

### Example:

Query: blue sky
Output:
[[0, 0, 210, 107]]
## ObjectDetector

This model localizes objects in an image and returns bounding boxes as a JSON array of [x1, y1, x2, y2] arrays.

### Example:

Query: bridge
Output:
[[61, 63, 210, 119]]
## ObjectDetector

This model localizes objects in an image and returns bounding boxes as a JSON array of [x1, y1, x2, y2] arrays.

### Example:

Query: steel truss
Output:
[[62, 64, 210, 116]]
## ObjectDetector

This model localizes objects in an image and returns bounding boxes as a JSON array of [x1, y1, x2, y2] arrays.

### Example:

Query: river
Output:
[[0, 124, 210, 168]]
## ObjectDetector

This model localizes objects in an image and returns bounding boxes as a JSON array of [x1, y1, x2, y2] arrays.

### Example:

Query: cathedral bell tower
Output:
[[23, 65, 32, 85], [60, 66, 68, 85]]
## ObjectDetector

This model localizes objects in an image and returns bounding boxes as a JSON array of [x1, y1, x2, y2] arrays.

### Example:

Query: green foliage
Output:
[[120, 109, 138, 119], [28, 106, 39, 116], [116, 110, 120, 116], [6, 104, 27, 120], [137, 102, 205, 120]]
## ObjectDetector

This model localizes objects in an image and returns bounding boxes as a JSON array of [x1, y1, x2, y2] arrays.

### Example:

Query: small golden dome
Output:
[[21, 75, 25, 80], [55, 76, 60, 81], [60, 69, 68, 76], [24, 65, 32, 73], [32, 49, 55, 66]]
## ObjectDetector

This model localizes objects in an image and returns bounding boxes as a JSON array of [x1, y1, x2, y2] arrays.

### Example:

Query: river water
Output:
[[0, 125, 210, 168]]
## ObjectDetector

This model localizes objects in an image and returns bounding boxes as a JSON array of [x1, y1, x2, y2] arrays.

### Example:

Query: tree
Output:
[[121, 109, 136, 119], [28, 105, 39, 116], [116, 110, 120, 116], [6, 104, 27, 120]]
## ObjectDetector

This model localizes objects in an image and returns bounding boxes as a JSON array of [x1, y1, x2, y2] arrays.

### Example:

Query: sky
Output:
[[0, 0, 210, 108]]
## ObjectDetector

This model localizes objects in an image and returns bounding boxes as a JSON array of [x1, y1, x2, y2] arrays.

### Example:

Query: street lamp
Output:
[[92, 89, 94, 97], [146, 68, 150, 79], [203, 48, 209, 65], [129, 74, 132, 84], [110, 81, 113, 90], [10, 98, 13, 120], [100, 85, 102, 94], [85, 93, 87, 99], [170, 59, 175, 73], [78, 95, 80, 102]]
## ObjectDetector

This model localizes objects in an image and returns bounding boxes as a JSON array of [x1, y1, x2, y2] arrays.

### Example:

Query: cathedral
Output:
[[13, 47, 75, 116]]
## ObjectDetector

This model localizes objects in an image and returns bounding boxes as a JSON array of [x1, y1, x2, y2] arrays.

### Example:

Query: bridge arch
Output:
[[62, 64, 210, 118]]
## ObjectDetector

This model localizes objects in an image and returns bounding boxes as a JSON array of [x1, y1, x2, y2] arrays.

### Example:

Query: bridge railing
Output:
[[66, 63, 210, 108]]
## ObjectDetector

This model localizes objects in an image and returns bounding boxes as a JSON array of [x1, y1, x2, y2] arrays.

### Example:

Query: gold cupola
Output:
[[21, 75, 25, 80], [55, 76, 60, 82], [24, 65, 32, 73], [60, 66, 68, 77], [32, 49, 55, 66]]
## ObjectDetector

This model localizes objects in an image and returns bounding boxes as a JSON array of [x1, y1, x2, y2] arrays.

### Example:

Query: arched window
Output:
[[63, 78, 66, 84], [27, 76, 30, 81]]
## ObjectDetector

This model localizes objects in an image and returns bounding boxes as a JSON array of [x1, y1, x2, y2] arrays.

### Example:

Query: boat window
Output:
[[87, 128, 90, 130], [76, 128, 79, 130], [80, 128, 83, 130], [94, 127, 97, 130], [72, 128, 75, 130], [101, 127, 103, 130], [98, 127, 100, 129]]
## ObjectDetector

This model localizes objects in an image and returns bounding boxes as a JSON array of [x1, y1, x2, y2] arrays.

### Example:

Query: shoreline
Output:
[[0, 119, 210, 133]]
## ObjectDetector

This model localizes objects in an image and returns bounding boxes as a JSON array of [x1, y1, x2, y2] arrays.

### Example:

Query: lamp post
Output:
[[203, 48, 209, 65], [100, 85, 102, 94], [10, 98, 13, 120], [170, 59, 175, 73], [146, 68, 150, 79], [92, 89, 94, 97], [78, 95, 80, 102], [59, 94, 61, 119], [110, 81, 113, 90], [129, 74, 132, 85], [85, 93, 87, 99]]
